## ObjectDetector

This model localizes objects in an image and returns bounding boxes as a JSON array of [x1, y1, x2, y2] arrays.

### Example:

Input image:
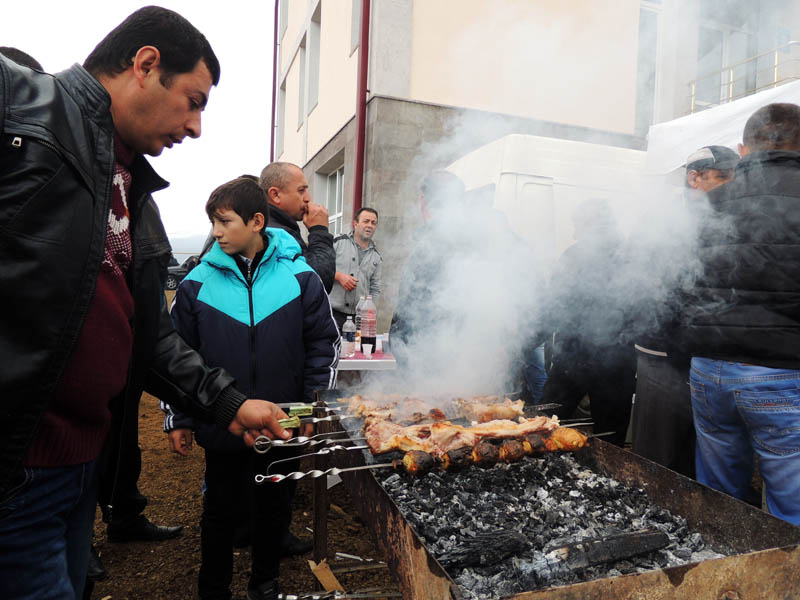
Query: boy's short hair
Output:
[[83, 6, 221, 87], [355, 207, 378, 222], [206, 177, 269, 229]]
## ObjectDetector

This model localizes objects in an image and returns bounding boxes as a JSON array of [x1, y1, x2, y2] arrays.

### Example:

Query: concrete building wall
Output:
[[408, 0, 640, 134], [369, 0, 413, 99]]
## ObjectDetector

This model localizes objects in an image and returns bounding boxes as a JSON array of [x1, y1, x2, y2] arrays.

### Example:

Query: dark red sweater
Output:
[[25, 137, 136, 467]]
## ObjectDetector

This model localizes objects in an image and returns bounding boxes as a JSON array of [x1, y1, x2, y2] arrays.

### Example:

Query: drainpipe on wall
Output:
[[270, 0, 280, 162], [352, 0, 371, 218]]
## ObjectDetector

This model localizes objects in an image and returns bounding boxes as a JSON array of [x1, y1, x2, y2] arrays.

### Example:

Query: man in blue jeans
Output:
[[683, 103, 800, 525]]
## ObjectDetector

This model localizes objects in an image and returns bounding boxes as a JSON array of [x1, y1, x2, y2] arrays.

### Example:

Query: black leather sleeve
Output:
[[305, 225, 336, 293], [144, 297, 246, 429]]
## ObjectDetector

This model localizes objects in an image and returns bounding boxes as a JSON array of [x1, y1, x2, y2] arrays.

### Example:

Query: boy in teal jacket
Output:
[[163, 176, 339, 600]]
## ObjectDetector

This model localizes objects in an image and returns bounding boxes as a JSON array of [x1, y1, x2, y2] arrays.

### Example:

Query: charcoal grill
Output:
[[312, 389, 800, 599]]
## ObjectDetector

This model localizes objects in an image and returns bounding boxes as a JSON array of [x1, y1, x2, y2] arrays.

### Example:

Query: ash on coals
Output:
[[378, 454, 724, 599]]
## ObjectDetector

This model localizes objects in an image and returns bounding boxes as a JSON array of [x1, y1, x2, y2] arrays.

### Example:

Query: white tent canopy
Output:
[[645, 80, 800, 175]]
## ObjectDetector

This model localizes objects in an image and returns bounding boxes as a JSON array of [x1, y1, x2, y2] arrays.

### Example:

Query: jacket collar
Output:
[[268, 205, 301, 233], [58, 63, 114, 127], [348, 230, 376, 252], [737, 150, 800, 172]]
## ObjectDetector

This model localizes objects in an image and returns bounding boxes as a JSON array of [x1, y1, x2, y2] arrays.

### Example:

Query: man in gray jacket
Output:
[[329, 208, 382, 329]]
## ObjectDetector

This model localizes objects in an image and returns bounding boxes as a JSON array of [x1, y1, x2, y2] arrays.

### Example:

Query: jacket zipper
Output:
[[247, 263, 257, 394]]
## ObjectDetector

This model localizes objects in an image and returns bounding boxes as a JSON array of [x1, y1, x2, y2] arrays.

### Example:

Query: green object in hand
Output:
[[278, 416, 301, 429], [287, 405, 314, 417]]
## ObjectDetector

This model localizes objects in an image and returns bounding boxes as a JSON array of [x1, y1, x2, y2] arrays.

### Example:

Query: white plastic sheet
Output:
[[645, 80, 800, 174]]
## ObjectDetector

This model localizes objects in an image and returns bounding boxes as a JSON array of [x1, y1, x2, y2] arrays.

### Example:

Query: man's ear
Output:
[[738, 142, 750, 157], [267, 186, 280, 204], [686, 170, 701, 189], [132, 46, 161, 86]]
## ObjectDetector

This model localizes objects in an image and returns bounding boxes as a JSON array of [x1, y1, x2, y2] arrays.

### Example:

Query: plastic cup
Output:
[[362, 343, 373, 359]]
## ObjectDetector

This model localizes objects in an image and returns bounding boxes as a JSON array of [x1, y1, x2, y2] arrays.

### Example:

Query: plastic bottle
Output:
[[341, 316, 356, 358], [354, 295, 365, 352], [360, 295, 377, 354]]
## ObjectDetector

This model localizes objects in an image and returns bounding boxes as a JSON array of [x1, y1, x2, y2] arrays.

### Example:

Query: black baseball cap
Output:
[[685, 145, 740, 172]]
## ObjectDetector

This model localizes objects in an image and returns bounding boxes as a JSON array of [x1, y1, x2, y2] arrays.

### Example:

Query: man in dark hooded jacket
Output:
[[541, 199, 636, 447]]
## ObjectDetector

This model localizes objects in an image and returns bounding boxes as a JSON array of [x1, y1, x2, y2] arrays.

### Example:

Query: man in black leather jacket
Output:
[[0, 8, 293, 599]]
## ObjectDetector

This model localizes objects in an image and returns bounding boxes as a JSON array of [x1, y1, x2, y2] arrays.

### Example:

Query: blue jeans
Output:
[[523, 344, 548, 404], [690, 358, 800, 525], [0, 460, 98, 599]]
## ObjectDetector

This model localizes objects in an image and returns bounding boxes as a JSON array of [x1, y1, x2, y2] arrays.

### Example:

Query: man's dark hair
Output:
[[0, 47, 43, 71], [743, 103, 800, 152], [83, 6, 220, 87], [259, 162, 299, 194], [206, 177, 269, 230], [355, 207, 378, 222]]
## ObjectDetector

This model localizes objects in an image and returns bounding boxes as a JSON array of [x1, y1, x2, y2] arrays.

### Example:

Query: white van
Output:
[[446, 134, 646, 267]]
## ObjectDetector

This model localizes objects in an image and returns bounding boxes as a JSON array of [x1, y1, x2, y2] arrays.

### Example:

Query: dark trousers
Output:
[[542, 354, 636, 447], [97, 398, 147, 524], [631, 351, 695, 478], [199, 448, 295, 599]]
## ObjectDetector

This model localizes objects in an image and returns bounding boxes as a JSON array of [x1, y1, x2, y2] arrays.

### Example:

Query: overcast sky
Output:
[[3, 1, 275, 255]]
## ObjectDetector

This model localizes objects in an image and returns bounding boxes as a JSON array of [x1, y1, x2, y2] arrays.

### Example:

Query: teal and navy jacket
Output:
[[162, 228, 339, 449]]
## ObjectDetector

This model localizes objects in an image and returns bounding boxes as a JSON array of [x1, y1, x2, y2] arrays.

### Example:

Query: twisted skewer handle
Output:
[[255, 462, 394, 484]]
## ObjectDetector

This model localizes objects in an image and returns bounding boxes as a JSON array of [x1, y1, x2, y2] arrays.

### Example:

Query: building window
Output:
[[297, 37, 306, 129], [309, 3, 321, 113], [325, 167, 345, 235], [694, 0, 758, 109], [276, 81, 286, 158], [635, 5, 659, 135], [279, 0, 288, 38], [351, 0, 361, 55]]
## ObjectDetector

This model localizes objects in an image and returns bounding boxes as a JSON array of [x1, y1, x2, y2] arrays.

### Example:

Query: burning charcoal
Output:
[[438, 529, 528, 569], [381, 473, 401, 488]]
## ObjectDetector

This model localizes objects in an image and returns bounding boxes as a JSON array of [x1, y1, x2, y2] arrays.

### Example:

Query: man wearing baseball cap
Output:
[[630, 144, 738, 478], [685, 145, 740, 192]]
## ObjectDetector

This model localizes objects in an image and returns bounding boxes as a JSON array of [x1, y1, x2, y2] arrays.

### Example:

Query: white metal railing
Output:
[[687, 41, 800, 113]]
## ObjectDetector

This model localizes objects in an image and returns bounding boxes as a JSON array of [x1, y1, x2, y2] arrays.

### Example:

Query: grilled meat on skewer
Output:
[[498, 439, 526, 463], [363, 415, 560, 456], [402, 450, 437, 476], [471, 440, 500, 467], [338, 393, 533, 425], [256, 428, 588, 483]]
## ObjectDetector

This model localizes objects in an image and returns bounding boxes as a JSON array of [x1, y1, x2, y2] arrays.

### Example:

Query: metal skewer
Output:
[[266, 445, 369, 474], [253, 431, 364, 454], [526, 403, 562, 412], [256, 463, 396, 484], [271, 589, 400, 600], [587, 430, 616, 439]]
